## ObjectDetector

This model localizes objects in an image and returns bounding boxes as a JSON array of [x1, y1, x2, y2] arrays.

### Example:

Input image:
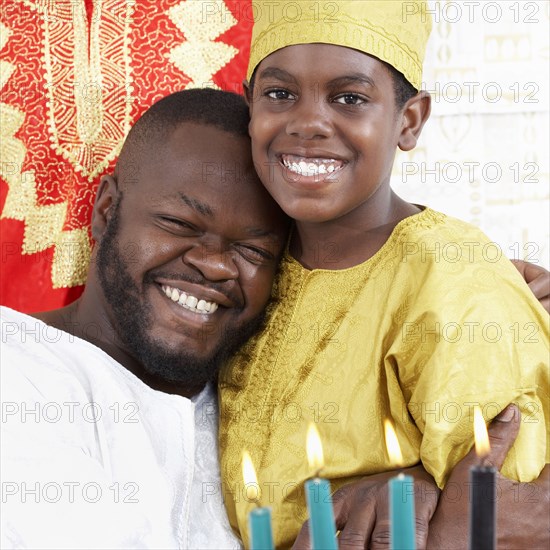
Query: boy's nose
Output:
[[286, 98, 333, 140]]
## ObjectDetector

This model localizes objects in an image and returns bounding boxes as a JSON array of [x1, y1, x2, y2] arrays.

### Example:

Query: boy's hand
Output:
[[292, 465, 440, 550], [428, 404, 550, 550], [511, 259, 550, 313]]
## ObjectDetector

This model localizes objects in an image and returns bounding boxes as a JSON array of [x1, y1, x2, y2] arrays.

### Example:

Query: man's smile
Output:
[[161, 284, 219, 314]]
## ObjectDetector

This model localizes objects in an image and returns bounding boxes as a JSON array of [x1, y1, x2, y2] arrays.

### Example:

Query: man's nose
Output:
[[182, 243, 239, 282]]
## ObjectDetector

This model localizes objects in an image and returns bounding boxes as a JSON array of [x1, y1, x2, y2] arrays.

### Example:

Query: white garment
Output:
[[0, 307, 242, 550]]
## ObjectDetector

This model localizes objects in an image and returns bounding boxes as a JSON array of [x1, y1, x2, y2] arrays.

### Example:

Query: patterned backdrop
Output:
[[394, 0, 549, 268], [1, 0, 548, 313]]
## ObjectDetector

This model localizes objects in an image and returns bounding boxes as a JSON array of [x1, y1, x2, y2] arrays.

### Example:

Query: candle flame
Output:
[[473, 406, 490, 457], [306, 423, 324, 471], [242, 450, 261, 502], [384, 419, 403, 467]]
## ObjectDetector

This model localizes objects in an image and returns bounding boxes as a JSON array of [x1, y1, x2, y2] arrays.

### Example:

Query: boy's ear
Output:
[[398, 91, 432, 151], [91, 175, 119, 242]]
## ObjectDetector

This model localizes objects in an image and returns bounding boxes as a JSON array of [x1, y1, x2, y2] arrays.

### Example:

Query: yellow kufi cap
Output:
[[247, 0, 432, 90]]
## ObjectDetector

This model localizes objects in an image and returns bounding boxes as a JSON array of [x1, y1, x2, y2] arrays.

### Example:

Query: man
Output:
[[1, 88, 289, 548]]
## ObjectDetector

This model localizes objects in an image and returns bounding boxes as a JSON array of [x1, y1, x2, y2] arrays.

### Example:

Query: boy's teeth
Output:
[[161, 285, 219, 314], [282, 155, 343, 177]]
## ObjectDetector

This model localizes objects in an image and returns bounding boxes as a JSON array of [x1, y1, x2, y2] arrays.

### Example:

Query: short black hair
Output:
[[247, 60, 418, 111], [116, 89, 250, 182], [383, 62, 419, 110]]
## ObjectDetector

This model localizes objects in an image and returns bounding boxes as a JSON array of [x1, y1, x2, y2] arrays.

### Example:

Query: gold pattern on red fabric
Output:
[[167, 0, 238, 89], [42, 0, 134, 180], [0, 0, 251, 312]]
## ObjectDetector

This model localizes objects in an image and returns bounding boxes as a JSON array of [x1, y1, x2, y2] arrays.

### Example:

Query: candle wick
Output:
[[480, 454, 490, 468]]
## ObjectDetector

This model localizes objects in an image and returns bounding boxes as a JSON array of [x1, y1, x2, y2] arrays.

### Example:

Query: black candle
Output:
[[468, 407, 496, 550], [469, 464, 496, 550]]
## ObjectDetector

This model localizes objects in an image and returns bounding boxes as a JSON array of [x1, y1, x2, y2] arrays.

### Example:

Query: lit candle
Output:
[[305, 423, 337, 550], [242, 450, 274, 550], [469, 406, 496, 550], [384, 419, 416, 550]]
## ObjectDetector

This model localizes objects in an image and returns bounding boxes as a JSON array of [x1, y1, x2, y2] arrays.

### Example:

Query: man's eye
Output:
[[159, 217, 194, 230], [266, 89, 294, 101], [237, 245, 273, 263], [333, 93, 366, 105]]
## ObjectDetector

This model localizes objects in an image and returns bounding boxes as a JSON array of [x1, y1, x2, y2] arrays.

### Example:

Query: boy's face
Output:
[[94, 123, 288, 386], [247, 43, 407, 224]]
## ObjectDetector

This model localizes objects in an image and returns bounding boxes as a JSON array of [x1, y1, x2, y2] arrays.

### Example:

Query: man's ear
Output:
[[91, 175, 119, 242], [398, 91, 432, 151], [243, 79, 253, 108]]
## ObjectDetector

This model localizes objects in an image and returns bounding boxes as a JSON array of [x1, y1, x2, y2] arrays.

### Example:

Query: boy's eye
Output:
[[333, 93, 366, 105], [265, 89, 295, 101]]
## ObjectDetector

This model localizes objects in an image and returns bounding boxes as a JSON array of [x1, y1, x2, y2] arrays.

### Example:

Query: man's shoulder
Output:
[[1, 306, 73, 343], [1, 306, 120, 399], [1, 305, 90, 361]]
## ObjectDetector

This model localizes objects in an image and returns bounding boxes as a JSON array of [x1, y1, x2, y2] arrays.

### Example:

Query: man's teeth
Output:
[[281, 156, 343, 177], [161, 285, 219, 314]]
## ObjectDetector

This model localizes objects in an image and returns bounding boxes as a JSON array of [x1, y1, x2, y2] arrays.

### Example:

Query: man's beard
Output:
[[96, 196, 266, 390]]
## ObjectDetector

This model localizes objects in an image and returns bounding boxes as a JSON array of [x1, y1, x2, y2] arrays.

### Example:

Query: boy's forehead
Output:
[[256, 44, 389, 83], [247, 0, 432, 91]]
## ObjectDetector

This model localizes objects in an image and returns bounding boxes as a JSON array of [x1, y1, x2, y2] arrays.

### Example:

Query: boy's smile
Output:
[[247, 43, 409, 226]]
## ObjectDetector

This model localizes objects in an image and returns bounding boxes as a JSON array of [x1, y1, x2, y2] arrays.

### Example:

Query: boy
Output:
[[218, 1, 549, 546]]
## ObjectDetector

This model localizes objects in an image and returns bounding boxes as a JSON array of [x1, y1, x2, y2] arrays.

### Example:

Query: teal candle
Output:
[[249, 506, 274, 550], [305, 477, 337, 550], [389, 473, 416, 550]]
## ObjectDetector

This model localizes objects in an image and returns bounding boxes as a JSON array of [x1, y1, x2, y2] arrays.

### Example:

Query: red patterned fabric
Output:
[[0, 0, 253, 312]]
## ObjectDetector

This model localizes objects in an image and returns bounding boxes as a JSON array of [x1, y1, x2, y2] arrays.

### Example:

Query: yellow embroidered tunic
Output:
[[218, 208, 549, 548]]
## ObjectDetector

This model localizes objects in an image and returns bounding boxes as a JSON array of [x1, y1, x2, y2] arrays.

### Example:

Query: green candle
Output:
[[242, 451, 274, 550], [305, 423, 337, 550], [385, 419, 416, 550], [249, 506, 274, 550], [305, 476, 337, 550], [389, 473, 416, 550]]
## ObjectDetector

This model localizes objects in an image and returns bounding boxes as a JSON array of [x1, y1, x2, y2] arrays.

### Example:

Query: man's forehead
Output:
[[126, 125, 254, 187]]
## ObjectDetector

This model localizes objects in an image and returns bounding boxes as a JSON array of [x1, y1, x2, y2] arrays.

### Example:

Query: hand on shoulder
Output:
[[511, 259, 550, 313]]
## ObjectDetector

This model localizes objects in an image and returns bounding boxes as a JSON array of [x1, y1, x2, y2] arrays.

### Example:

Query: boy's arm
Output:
[[512, 260, 550, 313]]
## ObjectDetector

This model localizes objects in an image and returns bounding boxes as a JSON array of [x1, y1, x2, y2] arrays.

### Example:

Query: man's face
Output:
[[95, 123, 288, 389], [247, 43, 404, 224]]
